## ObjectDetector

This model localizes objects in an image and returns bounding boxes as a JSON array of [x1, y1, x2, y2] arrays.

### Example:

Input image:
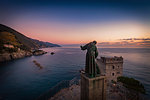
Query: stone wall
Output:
[[97, 56, 123, 82]]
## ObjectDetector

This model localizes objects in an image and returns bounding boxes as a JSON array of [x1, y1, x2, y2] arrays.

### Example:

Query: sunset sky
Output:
[[0, 0, 150, 47]]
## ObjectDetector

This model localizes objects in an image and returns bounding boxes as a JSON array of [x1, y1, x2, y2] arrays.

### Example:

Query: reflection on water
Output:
[[0, 47, 150, 100]]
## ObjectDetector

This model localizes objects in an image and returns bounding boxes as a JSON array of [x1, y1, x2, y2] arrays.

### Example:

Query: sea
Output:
[[0, 47, 150, 100]]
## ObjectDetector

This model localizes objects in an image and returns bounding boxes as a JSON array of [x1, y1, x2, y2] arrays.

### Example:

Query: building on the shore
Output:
[[97, 56, 123, 82], [3, 44, 14, 48]]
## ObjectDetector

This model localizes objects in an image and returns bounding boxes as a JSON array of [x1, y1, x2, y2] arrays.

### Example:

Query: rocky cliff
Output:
[[0, 24, 61, 51], [0, 50, 32, 62], [0, 24, 60, 62], [0, 50, 47, 63]]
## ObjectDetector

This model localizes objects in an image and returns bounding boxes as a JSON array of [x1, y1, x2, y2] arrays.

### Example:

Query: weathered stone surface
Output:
[[97, 56, 123, 82], [81, 73, 107, 100]]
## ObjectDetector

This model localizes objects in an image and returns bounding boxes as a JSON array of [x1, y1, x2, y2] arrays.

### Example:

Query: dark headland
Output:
[[0, 24, 61, 63]]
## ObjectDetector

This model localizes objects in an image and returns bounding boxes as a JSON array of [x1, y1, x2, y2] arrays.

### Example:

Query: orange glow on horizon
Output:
[[10, 20, 150, 45]]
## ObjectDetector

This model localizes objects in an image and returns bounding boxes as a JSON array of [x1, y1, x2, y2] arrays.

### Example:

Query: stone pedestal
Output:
[[81, 73, 106, 100]]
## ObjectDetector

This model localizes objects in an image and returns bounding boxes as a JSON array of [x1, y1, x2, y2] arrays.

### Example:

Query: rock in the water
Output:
[[33, 60, 43, 69], [33, 50, 47, 56], [51, 52, 55, 55]]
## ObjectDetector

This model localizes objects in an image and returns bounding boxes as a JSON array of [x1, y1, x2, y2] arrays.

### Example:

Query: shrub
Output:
[[117, 76, 146, 94]]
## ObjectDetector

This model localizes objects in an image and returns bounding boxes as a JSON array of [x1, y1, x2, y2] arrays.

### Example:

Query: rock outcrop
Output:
[[32, 50, 47, 56], [0, 50, 32, 62], [0, 50, 47, 63], [49, 85, 80, 100]]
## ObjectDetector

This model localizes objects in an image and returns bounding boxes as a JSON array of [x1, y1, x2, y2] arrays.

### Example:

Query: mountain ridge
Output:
[[0, 24, 61, 52]]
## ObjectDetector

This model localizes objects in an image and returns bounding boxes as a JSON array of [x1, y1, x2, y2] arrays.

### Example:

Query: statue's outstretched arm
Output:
[[80, 44, 88, 50]]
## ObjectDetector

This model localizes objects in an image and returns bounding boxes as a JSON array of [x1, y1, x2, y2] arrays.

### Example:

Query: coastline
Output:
[[48, 82, 146, 100], [0, 49, 47, 63], [49, 85, 80, 100], [0, 48, 149, 100]]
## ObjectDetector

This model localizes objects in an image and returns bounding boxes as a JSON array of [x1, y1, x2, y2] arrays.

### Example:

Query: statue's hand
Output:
[[80, 46, 83, 49]]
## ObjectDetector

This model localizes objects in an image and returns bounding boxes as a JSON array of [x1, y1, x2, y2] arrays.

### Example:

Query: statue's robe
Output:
[[81, 42, 100, 77]]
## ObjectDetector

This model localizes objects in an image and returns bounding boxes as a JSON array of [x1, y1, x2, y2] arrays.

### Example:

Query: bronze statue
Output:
[[80, 41, 100, 78]]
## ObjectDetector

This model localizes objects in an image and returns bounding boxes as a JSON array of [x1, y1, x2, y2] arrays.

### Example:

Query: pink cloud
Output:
[[98, 40, 150, 48]]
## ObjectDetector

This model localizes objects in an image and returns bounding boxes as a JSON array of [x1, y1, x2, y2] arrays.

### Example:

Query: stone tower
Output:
[[97, 56, 123, 82]]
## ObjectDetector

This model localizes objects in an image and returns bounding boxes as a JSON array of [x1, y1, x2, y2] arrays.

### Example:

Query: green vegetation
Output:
[[0, 31, 30, 53], [0, 24, 40, 52], [0, 24, 60, 54], [0, 46, 18, 53], [0, 31, 20, 46], [117, 76, 146, 94], [111, 80, 117, 84], [3, 47, 18, 53], [0, 32, 18, 53]]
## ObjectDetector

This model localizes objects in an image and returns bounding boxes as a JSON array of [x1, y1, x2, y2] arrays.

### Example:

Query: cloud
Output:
[[98, 42, 110, 45], [98, 40, 150, 48], [134, 38, 150, 40], [121, 38, 133, 40], [139, 41, 150, 43], [120, 38, 150, 41]]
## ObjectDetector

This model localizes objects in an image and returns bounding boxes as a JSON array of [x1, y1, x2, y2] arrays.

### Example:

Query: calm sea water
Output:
[[0, 48, 150, 100]]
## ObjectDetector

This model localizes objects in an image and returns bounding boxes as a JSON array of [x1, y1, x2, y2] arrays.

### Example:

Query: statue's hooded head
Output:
[[93, 41, 97, 44]]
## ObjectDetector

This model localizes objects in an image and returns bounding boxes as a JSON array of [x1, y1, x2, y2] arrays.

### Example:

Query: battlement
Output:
[[97, 56, 123, 82], [101, 56, 123, 64]]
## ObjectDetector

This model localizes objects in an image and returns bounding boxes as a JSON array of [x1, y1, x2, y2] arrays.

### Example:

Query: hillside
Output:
[[31, 39, 60, 48], [0, 24, 60, 53]]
